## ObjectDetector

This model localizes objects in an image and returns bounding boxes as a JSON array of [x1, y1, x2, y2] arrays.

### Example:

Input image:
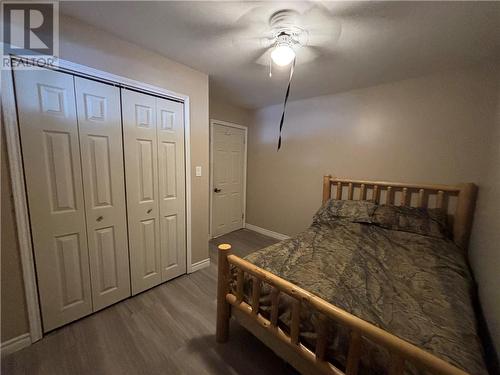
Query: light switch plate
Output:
[[195, 166, 202, 177]]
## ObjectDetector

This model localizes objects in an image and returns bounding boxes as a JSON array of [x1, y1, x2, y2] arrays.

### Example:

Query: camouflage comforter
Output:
[[241, 220, 487, 374]]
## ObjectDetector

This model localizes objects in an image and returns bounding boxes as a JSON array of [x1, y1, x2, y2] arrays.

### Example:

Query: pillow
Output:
[[313, 199, 377, 225], [371, 205, 449, 239]]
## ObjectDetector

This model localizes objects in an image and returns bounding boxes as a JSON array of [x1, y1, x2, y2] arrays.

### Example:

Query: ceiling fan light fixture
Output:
[[271, 43, 295, 66]]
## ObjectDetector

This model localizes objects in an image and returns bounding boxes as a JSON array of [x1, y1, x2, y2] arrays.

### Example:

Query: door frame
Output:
[[1, 56, 194, 344], [209, 119, 248, 238]]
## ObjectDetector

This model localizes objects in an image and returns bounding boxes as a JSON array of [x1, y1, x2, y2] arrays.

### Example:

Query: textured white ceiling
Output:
[[61, 1, 500, 109]]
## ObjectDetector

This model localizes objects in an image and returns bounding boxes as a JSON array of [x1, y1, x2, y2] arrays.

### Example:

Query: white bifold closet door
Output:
[[15, 67, 93, 331], [74, 77, 131, 311], [122, 89, 186, 295], [14, 67, 130, 331]]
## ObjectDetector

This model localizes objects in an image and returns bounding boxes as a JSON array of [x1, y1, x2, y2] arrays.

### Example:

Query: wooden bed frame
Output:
[[216, 176, 478, 375]]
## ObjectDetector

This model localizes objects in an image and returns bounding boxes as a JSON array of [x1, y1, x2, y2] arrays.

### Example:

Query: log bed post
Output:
[[216, 243, 232, 343], [323, 175, 332, 204], [454, 183, 477, 250]]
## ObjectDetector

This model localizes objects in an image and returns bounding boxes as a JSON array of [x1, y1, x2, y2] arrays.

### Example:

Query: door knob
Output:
[[214, 188, 221, 193], [147, 208, 153, 214], [96, 216, 104, 222]]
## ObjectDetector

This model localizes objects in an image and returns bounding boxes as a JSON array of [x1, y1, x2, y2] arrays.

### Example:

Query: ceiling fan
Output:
[[231, 5, 343, 70], [267, 9, 311, 67], [229, 5, 342, 149]]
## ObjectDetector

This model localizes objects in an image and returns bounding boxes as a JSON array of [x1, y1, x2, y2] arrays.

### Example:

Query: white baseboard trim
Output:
[[189, 258, 210, 273], [245, 224, 290, 241], [1, 333, 31, 357]]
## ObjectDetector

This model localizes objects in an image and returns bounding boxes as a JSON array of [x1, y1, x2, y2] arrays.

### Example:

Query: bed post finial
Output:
[[216, 244, 232, 343], [323, 175, 332, 204]]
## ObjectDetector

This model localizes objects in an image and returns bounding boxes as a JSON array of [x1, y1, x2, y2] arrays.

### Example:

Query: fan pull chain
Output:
[[269, 59, 273, 78], [277, 57, 296, 151]]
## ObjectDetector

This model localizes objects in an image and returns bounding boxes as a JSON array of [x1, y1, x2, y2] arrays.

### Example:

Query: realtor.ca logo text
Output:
[[2, 1, 59, 69]]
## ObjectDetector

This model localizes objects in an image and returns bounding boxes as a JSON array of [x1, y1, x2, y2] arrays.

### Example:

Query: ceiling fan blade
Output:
[[321, 0, 411, 19], [232, 35, 273, 50], [299, 5, 342, 47], [300, 4, 334, 27], [255, 47, 273, 66], [303, 29, 342, 49], [233, 5, 274, 33], [295, 46, 320, 65]]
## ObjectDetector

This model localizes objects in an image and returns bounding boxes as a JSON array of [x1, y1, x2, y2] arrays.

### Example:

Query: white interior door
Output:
[[212, 123, 246, 237], [122, 89, 162, 295], [75, 77, 131, 310], [157, 98, 186, 281], [14, 67, 93, 331]]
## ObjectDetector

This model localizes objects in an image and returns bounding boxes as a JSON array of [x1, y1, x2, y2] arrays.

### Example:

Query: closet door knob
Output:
[[147, 208, 153, 214], [96, 216, 104, 222], [214, 188, 221, 193]]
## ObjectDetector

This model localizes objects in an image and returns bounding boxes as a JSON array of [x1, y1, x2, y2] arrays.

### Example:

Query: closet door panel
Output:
[[122, 89, 162, 294], [75, 77, 131, 310], [13, 67, 92, 331], [157, 98, 186, 280]]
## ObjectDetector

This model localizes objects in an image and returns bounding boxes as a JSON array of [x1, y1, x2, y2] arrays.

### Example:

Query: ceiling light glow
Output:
[[271, 44, 295, 66]]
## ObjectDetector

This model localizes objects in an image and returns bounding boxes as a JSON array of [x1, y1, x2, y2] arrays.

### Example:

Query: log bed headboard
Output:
[[322, 175, 478, 250]]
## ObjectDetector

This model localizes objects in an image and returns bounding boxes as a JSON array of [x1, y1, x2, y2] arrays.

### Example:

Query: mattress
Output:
[[236, 220, 487, 374]]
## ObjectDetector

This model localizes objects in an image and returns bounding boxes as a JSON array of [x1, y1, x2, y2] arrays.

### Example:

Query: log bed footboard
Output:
[[215, 243, 469, 375]]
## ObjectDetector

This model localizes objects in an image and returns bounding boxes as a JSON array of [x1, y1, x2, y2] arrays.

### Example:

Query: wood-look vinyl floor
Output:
[[2, 229, 299, 375]]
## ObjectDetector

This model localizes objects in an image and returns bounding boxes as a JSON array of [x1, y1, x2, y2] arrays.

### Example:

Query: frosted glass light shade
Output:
[[271, 44, 295, 66]]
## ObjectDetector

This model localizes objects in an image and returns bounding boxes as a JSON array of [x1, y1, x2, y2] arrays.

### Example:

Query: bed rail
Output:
[[216, 243, 470, 375]]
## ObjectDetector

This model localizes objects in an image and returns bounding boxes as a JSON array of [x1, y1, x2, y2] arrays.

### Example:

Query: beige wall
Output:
[[470, 88, 500, 354], [246, 64, 499, 353], [1, 128, 29, 342], [247, 65, 498, 234], [209, 88, 253, 127], [1, 15, 209, 342]]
